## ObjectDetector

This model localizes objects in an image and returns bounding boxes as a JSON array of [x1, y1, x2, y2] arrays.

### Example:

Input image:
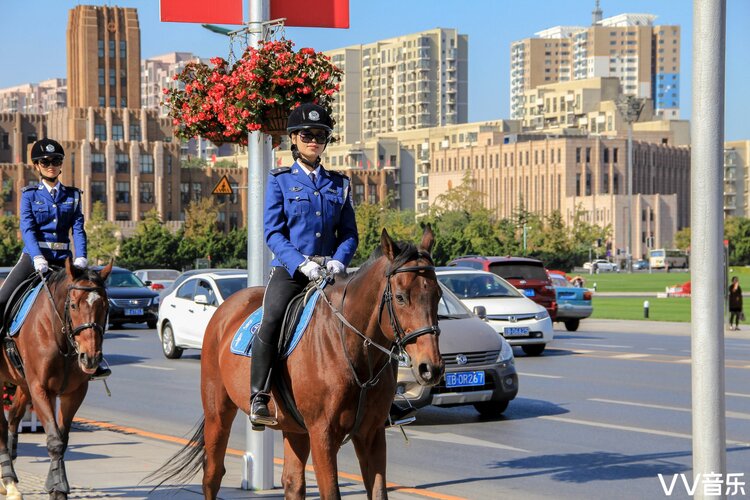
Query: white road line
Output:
[[401, 429, 529, 453], [565, 342, 632, 349], [648, 347, 667, 351], [540, 415, 750, 446], [134, 364, 175, 371], [517, 372, 562, 379], [611, 353, 650, 359], [590, 398, 750, 421]]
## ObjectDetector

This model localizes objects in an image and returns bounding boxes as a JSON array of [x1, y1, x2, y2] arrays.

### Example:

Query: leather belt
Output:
[[38, 241, 69, 250]]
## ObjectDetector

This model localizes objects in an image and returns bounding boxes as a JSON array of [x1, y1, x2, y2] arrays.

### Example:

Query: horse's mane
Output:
[[47, 266, 106, 290], [355, 239, 431, 277]]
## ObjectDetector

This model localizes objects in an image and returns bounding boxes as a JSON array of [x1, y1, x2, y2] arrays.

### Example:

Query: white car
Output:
[[582, 259, 618, 272], [436, 268, 554, 356], [157, 270, 248, 358], [134, 268, 181, 293]]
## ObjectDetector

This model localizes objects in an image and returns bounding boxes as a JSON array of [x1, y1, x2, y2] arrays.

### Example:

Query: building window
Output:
[[115, 153, 129, 173], [1, 133, 9, 150], [98, 40, 104, 58], [192, 182, 202, 201], [99, 96, 105, 107], [109, 40, 115, 58], [129, 124, 141, 141], [116, 211, 129, 221], [167, 155, 172, 174], [110, 96, 116, 107], [98, 68, 105, 85], [119, 40, 126, 58], [140, 154, 154, 173], [613, 148, 619, 163], [112, 124, 124, 141], [92, 153, 105, 173], [576, 147, 581, 163], [115, 182, 130, 203], [94, 124, 106, 141], [585, 147, 591, 163], [230, 183, 239, 204], [3, 179, 13, 202], [91, 181, 106, 204], [602, 172, 609, 194], [139, 182, 154, 204], [585, 172, 591, 196], [603, 148, 609, 163], [180, 183, 190, 204], [576, 173, 581, 196], [121, 97, 127, 108], [109, 68, 116, 86], [613, 173, 620, 194]]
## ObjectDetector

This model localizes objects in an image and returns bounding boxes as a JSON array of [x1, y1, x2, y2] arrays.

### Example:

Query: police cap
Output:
[[287, 103, 333, 134], [31, 138, 65, 162]]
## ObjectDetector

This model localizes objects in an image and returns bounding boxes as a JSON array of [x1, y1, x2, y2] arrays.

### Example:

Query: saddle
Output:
[[2, 272, 43, 337]]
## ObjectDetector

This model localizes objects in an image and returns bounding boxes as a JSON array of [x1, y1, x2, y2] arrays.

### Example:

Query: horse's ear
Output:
[[419, 223, 435, 254], [65, 257, 82, 280], [99, 259, 114, 281], [380, 228, 396, 261]]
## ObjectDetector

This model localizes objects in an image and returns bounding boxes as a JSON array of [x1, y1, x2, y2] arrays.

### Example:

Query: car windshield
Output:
[[106, 271, 146, 288], [437, 284, 471, 319], [215, 277, 248, 300], [147, 270, 180, 280], [438, 273, 523, 299], [549, 275, 570, 287], [489, 262, 548, 281]]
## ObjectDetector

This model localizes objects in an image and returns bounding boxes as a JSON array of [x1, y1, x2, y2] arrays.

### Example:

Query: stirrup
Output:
[[90, 359, 112, 380], [250, 394, 278, 429]]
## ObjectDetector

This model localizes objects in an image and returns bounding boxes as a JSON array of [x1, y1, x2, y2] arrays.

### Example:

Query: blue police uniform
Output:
[[20, 183, 86, 263], [264, 162, 357, 274]]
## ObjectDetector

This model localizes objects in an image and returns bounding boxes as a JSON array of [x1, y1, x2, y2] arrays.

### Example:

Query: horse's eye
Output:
[[70, 303, 78, 310], [395, 293, 406, 304]]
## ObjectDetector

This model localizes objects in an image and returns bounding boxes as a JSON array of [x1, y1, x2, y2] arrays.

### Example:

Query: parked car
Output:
[[632, 259, 650, 271], [157, 270, 248, 358], [133, 269, 180, 292], [94, 266, 160, 329], [436, 267, 554, 356], [448, 255, 557, 320], [158, 268, 230, 301], [582, 259, 618, 272], [548, 272, 593, 331]]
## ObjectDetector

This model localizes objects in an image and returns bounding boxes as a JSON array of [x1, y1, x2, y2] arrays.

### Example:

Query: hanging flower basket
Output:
[[163, 39, 342, 146]]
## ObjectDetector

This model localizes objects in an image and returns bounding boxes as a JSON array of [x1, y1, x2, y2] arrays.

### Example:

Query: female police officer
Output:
[[0, 138, 110, 379], [249, 103, 358, 427]]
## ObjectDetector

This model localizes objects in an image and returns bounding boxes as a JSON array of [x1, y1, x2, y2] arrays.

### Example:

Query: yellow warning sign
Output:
[[211, 175, 234, 195]]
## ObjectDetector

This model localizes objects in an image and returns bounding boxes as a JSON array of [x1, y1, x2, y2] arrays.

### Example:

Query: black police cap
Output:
[[287, 103, 333, 134], [31, 138, 64, 161]]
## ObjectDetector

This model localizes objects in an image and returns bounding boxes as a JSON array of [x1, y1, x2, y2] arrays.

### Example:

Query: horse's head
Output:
[[379, 225, 444, 386], [63, 259, 113, 374]]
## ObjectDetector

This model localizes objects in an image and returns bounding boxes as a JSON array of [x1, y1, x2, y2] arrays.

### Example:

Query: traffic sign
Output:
[[212, 175, 234, 195]]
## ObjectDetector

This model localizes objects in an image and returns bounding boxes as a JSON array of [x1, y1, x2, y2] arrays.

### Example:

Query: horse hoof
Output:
[[4, 481, 23, 500]]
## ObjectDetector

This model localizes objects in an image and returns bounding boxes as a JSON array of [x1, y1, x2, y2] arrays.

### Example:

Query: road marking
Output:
[[134, 364, 175, 371], [403, 429, 529, 453], [73, 417, 467, 500], [590, 398, 750, 421], [611, 353, 649, 359], [647, 347, 667, 351], [517, 372, 562, 379], [566, 342, 632, 349]]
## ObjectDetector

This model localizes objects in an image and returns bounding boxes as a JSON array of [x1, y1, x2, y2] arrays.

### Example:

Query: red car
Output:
[[448, 256, 557, 320]]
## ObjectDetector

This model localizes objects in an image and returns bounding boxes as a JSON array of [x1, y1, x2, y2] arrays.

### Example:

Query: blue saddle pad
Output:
[[9, 283, 43, 337], [231, 290, 320, 359]]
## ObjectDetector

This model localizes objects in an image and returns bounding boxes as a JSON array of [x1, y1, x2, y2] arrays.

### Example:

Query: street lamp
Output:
[[615, 94, 646, 273]]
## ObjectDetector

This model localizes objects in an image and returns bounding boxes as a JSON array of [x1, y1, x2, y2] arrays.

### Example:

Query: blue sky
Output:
[[1, 0, 747, 140]]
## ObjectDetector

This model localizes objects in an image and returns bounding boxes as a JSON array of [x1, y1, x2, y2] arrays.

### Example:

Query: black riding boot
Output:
[[387, 401, 417, 427], [250, 336, 278, 430]]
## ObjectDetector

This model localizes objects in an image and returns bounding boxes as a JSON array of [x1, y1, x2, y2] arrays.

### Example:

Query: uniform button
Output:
[[314, 191, 319, 196], [52, 204, 57, 208], [315, 232, 321, 238], [315, 211, 321, 216], [53, 218, 57, 222], [295, 196, 300, 200]]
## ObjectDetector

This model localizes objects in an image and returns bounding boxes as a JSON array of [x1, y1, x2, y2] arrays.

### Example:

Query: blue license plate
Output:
[[445, 371, 485, 388], [125, 308, 143, 316], [523, 289, 535, 297], [504, 326, 530, 337]]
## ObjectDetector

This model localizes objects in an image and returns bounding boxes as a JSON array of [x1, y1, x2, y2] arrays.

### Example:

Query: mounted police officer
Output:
[[250, 103, 358, 428], [0, 138, 110, 379]]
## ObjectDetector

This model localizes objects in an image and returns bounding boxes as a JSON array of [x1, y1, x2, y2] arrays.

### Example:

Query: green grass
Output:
[[591, 297, 691, 322], [577, 266, 750, 293]]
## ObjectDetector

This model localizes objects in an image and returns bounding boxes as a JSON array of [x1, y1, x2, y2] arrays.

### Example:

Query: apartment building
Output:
[[0, 79, 67, 114], [724, 141, 750, 218], [510, 12, 680, 121], [141, 52, 204, 116]]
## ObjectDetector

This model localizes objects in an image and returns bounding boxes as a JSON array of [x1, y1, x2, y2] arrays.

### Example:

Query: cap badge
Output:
[[308, 110, 320, 121], [45, 144, 55, 152]]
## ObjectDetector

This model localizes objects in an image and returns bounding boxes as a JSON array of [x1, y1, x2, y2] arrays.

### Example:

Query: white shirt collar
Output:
[[294, 161, 321, 177], [41, 181, 62, 194]]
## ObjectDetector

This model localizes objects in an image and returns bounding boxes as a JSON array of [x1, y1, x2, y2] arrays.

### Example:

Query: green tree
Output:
[[85, 201, 120, 265], [117, 209, 179, 269], [725, 217, 750, 265], [673, 227, 691, 252], [177, 198, 224, 268], [0, 215, 22, 265]]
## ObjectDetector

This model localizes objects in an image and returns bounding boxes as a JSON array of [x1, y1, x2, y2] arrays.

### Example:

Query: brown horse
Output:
[[0, 259, 112, 500], [152, 226, 444, 499]]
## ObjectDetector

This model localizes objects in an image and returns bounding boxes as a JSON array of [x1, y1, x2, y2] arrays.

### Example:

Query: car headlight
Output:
[[152, 296, 160, 306], [397, 351, 411, 367], [497, 338, 514, 363], [534, 309, 549, 320]]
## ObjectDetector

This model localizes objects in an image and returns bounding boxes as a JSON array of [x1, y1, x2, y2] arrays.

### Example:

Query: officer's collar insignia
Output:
[[327, 187, 337, 193], [292, 168, 299, 174], [290, 186, 302, 191], [308, 111, 320, 121], [45, 144, 55, 152]]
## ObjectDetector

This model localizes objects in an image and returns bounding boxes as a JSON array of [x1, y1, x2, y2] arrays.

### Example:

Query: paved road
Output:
[[16, 319, 750, 499]]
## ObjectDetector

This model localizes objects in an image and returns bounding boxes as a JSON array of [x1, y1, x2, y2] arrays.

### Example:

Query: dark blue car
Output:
[[93, 266, 160, 329]]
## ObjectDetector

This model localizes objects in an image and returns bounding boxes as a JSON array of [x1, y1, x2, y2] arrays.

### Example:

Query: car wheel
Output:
[[522, 344, 546, 356], [473, 400, 509, 417], [147, 319, 157, 329], [564, 319, 580, 332], [161, 322, 183, 359]]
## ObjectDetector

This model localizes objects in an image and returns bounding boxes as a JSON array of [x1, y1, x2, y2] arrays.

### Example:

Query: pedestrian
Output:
[[248, 103, 358, 429], [0, 138, 110, 377], [728, 276, 743, 331]]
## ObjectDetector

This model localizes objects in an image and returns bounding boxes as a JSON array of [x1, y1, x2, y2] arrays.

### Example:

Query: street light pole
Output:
[[616, 95, 645, 273]]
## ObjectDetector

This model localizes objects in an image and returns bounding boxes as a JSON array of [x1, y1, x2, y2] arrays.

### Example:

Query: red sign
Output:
[[160, 0, 348, 28], [160, 0, 243, 24]]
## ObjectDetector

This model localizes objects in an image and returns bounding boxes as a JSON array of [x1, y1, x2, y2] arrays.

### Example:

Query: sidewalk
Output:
[[10, 420, 421, 499]]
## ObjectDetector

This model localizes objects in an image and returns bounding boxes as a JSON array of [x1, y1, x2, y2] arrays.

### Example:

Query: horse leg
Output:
[[7, 387, 30, 462], [281, 431, 310, 500], [307, 428, 342, 500], [352, 426, 388, 500], [201, 373, 238, 499], [0, 384, 22, 500]]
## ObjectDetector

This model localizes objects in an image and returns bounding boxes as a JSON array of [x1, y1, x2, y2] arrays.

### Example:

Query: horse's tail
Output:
[[143, 417, 206, 491]]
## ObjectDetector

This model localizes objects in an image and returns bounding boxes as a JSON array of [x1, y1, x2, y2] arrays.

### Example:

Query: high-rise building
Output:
[[0, 79, 67, 114], [141, 52, 204, 116], [510, 12, 680, 121], [326, 28, 468, 142]]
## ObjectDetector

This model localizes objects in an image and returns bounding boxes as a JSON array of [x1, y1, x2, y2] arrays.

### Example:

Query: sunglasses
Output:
[[298, 131, 330, 145], [37, 158, 63, 167]]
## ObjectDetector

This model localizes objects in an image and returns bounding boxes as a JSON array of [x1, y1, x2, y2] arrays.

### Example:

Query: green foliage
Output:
[[117, 210, 179, 270], [85, 201, 119, 265], [0, 215, 22, 265], [725, 217, 750, 266], [213, 159, 238, 169], [673, 227, 691, 252]]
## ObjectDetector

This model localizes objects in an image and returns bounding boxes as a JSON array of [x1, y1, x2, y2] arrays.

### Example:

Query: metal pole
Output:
[[627, 123, 633, 273], [243, 0, 274, 491], [691, 0, 727, 497]]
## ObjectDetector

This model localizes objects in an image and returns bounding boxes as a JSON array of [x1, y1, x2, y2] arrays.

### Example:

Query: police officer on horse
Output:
[[0, 138, 110, 379]]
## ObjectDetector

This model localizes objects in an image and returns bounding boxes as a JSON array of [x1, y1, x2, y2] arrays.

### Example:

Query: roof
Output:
[[450, 256, 545, 264]]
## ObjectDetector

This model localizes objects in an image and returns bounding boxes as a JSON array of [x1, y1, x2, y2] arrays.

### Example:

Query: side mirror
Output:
[[194, 294, 209, 305], [144, 280, 152, 286], [473, 305, 487, 320]]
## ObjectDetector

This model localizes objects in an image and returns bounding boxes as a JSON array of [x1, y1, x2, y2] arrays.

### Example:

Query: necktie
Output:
[[309, 172, 316, 186], [50, 188, 57, 199]]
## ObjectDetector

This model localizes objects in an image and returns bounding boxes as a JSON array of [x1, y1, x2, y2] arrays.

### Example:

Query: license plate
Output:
[[125, 308, 143, 316], [523, 289, 535, 297], [504, 326, 530, 337], [445, 371, 485, 388]]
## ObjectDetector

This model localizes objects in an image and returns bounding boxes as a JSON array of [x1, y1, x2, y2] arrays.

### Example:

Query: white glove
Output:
[[326, 259, 346, 276], [33, 256, 49, 273], [299, 260, 323, 281], [74, 257, 88, 269]]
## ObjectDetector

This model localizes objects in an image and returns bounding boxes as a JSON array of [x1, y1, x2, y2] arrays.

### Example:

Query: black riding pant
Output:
[[0, 254, 68, 319], [256, 266, 309, 347]]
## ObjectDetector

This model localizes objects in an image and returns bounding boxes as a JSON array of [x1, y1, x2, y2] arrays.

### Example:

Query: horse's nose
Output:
[[418, 361, 444, 385], [79, 352, 102, 370]]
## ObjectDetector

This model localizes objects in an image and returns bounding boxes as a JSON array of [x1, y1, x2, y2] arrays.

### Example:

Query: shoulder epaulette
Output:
[[67, 186, 83, 194], [21, 185, 37, 193], [270, 167, 291, 176], [329, 170, 350, 179]]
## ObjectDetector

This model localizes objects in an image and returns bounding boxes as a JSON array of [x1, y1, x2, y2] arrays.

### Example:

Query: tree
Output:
[[178, 198, 224, 268], [725, 217, 750, 266], [85, 201, 120, 265], [0, 215, 22, 265], [117, 209, 179, 269], [673, 227, 691, 252]]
